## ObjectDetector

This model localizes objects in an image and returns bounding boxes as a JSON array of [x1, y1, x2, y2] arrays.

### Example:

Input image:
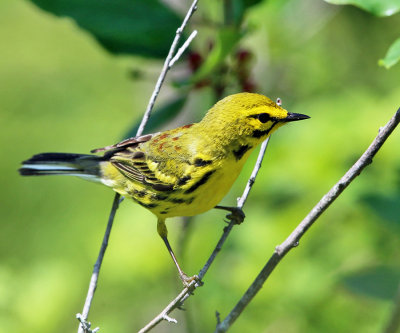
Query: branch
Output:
[[138, 280, 197, 333], [237, 137, 270, 209], [169, 30, 198, 68], [136, 0, 199, 137], [77, 1, 199, 332], [138, 137, 271, 332], [199, 137, 271, 279], [77, 194, 122, 333], [215, 107, 400, 333]]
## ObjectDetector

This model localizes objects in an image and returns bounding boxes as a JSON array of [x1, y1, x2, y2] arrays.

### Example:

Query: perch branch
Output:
[[237, 137, 270, 209], [77, 1, 198, 332], [215, 107, 400, 332], [199, 137, 271, 279], [138, 137, 271, 332], [138, 280, 197, 333]]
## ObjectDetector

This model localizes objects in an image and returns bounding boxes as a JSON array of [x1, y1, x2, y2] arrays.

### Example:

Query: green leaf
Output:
[[379, 38, 400, 69], [324, 0, 400, 17], [342, 266, 400, 300], [242, 0, 264, 8], [360, 192, 400, 229], [230, 0, 264, 25], [124, 96, 187, 138], [29, 0, 182, 58]]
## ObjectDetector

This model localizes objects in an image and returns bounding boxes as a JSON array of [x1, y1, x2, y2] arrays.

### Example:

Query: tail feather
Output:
[[22, 152, 88, 163], [19, 152, 104, 180]]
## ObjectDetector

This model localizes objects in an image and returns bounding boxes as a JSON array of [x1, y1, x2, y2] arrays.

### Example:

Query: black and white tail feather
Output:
[[19, 153, 104, 182]]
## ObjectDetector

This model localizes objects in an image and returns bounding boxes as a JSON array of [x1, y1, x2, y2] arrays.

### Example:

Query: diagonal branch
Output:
[[169, 30, 198, 68], [215, 107, 400, 333], [138, 137, 271, 332], [199, 137, 271, 280], [136, 0, 199, 137], [77, 1, 199, 332], [77, 194, 122, 333]]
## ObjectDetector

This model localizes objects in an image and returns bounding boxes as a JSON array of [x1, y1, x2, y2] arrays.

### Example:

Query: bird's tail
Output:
[[19, 152, 104, 181]]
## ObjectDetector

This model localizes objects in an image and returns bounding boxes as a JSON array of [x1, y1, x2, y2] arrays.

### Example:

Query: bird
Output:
[[19, 92, 309, 284]]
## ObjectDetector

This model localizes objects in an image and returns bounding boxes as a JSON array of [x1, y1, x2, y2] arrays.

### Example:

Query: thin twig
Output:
[[169, 30, 198, 68], [138, 280, 197, 333], [138, 137, 271, 332], [215, 107, 400, 333], [237, 137, 270, 209], [76, 314, 99, 333], [77, 193, 122, 333], [199, 138, 270, 279], [136, 0, 198, 137]]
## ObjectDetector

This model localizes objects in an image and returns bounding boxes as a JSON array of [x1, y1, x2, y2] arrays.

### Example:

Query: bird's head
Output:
[[200, 93, 309, 144]]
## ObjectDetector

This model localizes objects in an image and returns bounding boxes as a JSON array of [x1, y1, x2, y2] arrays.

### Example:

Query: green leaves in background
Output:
[[29, 0, 182, 58], [324, 0, 400, 17], [360, 192, 400, 230], [342, 266, 400, 300], [347, 193, 400, 300], [227, 0, 264, 25], [379, 38, 400, 69], [124, 96, 187, 138], [324, 0, 400, 68]]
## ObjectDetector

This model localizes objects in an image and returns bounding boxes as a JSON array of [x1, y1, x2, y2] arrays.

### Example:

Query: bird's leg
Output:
[[157, 218, 200, 286], [214, 205, 245, 224]]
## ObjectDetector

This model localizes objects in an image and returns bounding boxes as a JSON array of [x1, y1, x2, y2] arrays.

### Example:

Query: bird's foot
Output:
[[215, 206, 245, 225]]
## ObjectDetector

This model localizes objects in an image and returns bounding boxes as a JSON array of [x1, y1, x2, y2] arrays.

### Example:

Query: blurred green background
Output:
[[1, 0, 400, 332]]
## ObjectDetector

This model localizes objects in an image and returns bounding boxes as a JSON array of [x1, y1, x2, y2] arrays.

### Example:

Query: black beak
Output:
[[283, 112, 310, 122]]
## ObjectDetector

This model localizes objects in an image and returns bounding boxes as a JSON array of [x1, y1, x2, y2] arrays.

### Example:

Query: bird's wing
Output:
[[92, 130, 194, 192], [110, 146, 176, 191], [90, 133, 155, 153]]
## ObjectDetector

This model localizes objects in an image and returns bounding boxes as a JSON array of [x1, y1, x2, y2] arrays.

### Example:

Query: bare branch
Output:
[[136, 0, 198, 137], [237, 137, 270, 209], [169, 30, 198, 68], [76, 314, 99, 333], [77, 193, 122, 333], [215, 107, 400, 333], [138, 137, 272, 332], [138, 281, 197, 333], [199, 137, 270, 279], [77, 1, 199, 331]]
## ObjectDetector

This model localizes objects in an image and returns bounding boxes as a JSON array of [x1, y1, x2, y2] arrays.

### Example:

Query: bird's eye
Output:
[[258, 113, 271, 123]]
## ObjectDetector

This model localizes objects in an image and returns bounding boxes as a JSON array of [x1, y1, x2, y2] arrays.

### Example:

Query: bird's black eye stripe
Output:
[[248, 113, 276, 123]]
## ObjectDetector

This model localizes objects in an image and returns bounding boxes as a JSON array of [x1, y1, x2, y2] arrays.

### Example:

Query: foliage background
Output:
[[1, 0, 400, 332]]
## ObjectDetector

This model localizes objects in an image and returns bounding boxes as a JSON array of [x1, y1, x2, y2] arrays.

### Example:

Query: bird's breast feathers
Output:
[[99, 128, 254, 218]]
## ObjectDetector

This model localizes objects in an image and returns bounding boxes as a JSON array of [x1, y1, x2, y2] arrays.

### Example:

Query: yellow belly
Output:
[[162, 165, 241, 217], [99, 150, 250, 219]]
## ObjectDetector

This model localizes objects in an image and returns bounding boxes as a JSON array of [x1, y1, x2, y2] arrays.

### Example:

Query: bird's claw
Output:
[[215, 206, 245, 225], [226, 208, 245, 224]]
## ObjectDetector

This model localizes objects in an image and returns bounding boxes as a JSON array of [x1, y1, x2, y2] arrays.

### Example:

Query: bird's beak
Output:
[[283, 112, 310, 122]]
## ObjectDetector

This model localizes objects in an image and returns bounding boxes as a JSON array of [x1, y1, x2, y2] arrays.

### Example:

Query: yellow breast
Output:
[[99, 144, 253, 219]]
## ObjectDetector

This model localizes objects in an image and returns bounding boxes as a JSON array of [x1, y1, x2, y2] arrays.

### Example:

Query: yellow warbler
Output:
[[19, 93, 309, 283]]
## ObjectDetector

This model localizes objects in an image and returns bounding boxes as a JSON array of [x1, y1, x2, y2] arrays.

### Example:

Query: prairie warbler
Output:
[[19, 93, 309, 284]]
